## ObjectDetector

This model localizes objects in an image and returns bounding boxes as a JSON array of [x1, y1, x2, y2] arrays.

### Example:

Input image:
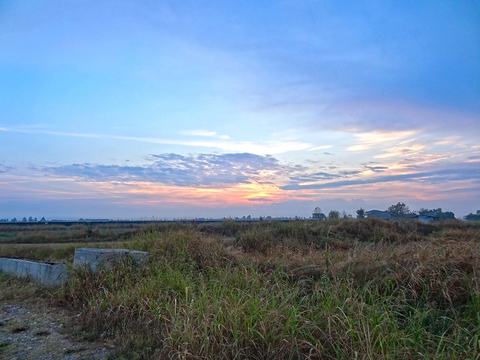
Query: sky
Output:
[[1, 0, 479, 219]]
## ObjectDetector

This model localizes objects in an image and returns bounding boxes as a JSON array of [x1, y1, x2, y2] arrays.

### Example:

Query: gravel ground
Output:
[[0, 303, 112, 360]]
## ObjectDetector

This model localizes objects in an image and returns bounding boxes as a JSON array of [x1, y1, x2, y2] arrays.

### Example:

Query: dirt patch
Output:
[[0, 302, 112, 360]]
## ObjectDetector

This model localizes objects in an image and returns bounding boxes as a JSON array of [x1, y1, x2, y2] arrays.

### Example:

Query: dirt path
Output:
[[0, 302, 112, 360]]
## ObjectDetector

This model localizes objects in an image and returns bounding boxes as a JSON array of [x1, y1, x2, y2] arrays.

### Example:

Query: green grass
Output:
[[0, 232, 16, 240], [2, 220, 480, 359]]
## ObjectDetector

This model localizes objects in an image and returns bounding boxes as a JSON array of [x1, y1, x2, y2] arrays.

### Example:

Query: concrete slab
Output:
[[73, 248, 149, 271], [0, 258, 69, 286]]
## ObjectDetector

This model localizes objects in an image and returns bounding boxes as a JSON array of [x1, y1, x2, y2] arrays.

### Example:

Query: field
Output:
[[1, 219, 480, 359], [0, 222, 147, 245]]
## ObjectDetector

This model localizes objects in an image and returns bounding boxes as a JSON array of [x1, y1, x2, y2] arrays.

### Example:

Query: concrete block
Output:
[[0, 258, 69, 286], [73, 248, 149, 271]]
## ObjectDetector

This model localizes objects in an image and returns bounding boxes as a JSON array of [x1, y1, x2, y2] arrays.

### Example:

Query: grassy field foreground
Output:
[[1, 219, 480, 359]]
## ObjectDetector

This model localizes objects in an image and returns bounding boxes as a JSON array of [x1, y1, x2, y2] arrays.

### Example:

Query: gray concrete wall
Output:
[[0, 258, 69, 286], [73, 248, 149, 271], [0, 248, 149, 286]]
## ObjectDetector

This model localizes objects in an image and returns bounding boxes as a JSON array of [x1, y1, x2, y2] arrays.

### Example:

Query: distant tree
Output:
[[39, 217, 46, 222], [356, 208, 366, 219], [34, 217, 37, 222], [438, 211, 455, 221], [387, 202, 410, 218], [419, 208, 455, 220], [465, 211, 480, 221], [28, 216, 34, 222], [328, 210, 340, 220], [11, 217, 17, 222], [22, 217, 27, 222], [312, 207, 326, 220], [247, 215, 251, 220], [419, 207, 443, 215], [341, 210, 350, 219], [418, 208, 430, 215]]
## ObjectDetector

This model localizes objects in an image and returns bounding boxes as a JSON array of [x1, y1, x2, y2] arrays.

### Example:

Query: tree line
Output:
[[315, 202, 469, 221], [0, 217, 47, 223]]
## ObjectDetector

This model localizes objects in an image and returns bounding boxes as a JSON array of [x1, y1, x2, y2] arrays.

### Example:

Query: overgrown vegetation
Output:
[[2, 219, 480, 359]]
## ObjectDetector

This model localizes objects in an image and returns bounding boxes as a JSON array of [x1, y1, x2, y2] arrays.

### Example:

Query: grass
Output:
[[0, 222, 146, 244], [2, 219, 480, 359], [0, 271, 53, 303]]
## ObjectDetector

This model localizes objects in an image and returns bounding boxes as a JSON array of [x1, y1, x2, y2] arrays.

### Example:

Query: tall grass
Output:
[[54, 221, 480, 359]]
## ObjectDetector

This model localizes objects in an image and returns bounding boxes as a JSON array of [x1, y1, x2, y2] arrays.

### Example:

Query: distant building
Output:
[[366, 210, 392, 220], [418, 211, 439, 222], [312, 212, 326, 220], [402, 213, 419, 220]]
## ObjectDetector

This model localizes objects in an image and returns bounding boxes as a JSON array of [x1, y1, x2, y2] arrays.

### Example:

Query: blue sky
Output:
[[1, 0, 479, 219]]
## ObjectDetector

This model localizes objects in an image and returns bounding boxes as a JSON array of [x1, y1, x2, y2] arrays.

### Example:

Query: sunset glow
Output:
[[1, 1, 479, 219]]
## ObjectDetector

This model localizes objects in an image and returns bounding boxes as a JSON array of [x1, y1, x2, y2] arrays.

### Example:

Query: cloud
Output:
[[434, 136, 463, 146], [339, 170, 362, 176], [247, 197, 273, 202], [285, 167, 364, 189], [374, 143, 425, 159], [466, 155, 480, 163], [37, 151, 372, 191], [180, 129, 230, 139], [0, 164, 14, 173], [0, 127, 311, 155], [41, 153, 296, 186], [346, 130, 418, 152], [330, 100, 479, 134], [395, 153, 461, 168], [282, 166, 480, 190], [363, 164, 388, 172], [308, 145, 332, 151], [289, 172, 341, 183]]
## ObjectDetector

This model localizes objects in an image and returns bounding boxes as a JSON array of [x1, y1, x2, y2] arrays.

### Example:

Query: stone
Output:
[[73, 248, 149, 271]]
